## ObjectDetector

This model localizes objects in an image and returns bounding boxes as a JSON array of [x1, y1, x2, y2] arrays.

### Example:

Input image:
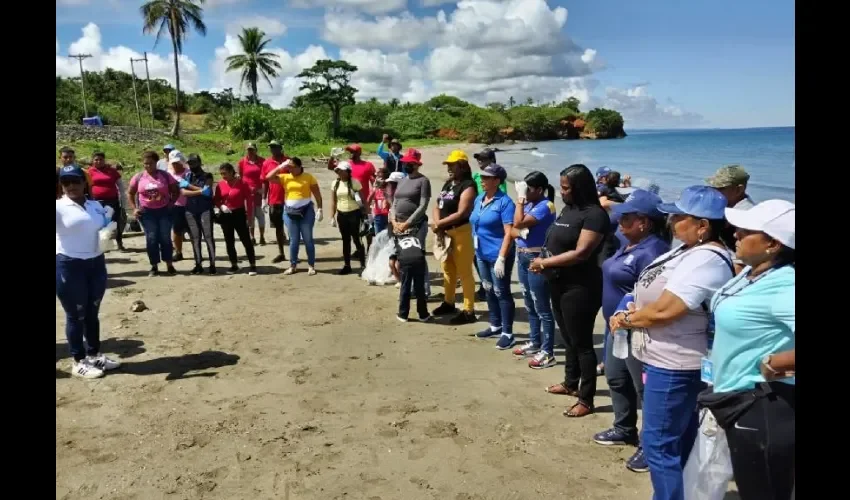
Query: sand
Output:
[[56, 143, 655, 499]]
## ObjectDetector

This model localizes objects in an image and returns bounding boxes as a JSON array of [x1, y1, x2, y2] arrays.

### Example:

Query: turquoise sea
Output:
[[499, 127, 795, 203]]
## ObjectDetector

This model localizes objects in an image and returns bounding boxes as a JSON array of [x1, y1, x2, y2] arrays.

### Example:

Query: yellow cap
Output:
[[442, 150, 469, 164]]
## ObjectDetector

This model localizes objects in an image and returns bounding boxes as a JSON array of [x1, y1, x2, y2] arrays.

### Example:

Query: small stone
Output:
[[130, 300, 148, 312]]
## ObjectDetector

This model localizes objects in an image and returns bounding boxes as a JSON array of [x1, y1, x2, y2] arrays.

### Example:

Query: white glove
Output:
[[515, 181, 528, 200], [315, 208, 323, 222], [279, 159, 291, 169], [262, 200, 269, 212], [519, 228, 530, 239], [220, 205, 232, 214], [494, 256, 506, 279], [331, 215, 338, 228], [102, 206, 115, 220]]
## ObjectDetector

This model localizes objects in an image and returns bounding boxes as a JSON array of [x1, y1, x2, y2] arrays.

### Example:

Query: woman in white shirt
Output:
[[56, 166, 122, 379], [609, 185, 734, 500]]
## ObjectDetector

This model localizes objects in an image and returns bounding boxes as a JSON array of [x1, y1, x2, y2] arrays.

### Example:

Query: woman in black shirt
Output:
[[530, 164, 609, 417], [430, 151, 478, 325]]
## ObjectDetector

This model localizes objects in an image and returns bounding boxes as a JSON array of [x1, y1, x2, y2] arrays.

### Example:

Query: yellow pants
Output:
[[441, 224, 476, 313]]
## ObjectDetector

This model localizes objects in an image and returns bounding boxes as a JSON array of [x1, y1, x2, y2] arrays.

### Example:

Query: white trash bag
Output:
[[683, 408, 734, 500], [360, 229, 396, 286], [98, 221, 118, 253]]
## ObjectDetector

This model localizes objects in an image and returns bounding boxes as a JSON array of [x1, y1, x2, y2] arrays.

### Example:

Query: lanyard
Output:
[[473, 195, 500, 233], [710, 267, 777, 313]]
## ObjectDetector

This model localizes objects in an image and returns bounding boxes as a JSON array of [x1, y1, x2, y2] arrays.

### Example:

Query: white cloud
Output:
[[55, 23, 201, 91], [226, 16, 287, 36], [593, 84, 706, 128], [322, 11, 442, 51], [340, 48, 431, 103], [421, 0, 455, 5], [288, 0, 407, 15]]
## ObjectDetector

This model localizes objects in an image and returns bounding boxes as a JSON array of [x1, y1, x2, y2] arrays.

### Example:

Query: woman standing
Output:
[[181, 154, 216, 275], [127, 151, 180, 277], [168, 150, 191, 262], [87, 151, 125, 251], [705, 200, 795, 500], [430, 151, 477, 325], [592, 189, 671, 473], [531, 164, 609, 417], [469, 164, 516, 349], [330, 161, 366, 275], [510, 171, 557, 369], [214, 163, 258, 276], [609, 185, 735, 500], [390, 149, 432, 297], [56, 165, 121, 379], [265, 157, 323, 276]]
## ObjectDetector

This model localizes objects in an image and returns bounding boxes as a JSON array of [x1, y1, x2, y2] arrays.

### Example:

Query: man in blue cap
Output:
[[157, 144, 175, 171]]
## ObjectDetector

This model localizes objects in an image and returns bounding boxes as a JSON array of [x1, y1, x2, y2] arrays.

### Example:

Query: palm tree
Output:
[[508, 96, 515, 108], [225, 27, 282, 104], [140, 0, 207, 137]]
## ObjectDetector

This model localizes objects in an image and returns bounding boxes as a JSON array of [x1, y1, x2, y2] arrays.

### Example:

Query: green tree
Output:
[[296, 59, 358, 137], [140, 0, 207, 136], [486, 102, 507, 112], [388, 98, 400, 108], [225, 27, 282, 104], [508, 96, 515, 108], [525, 96, 534, 106], [563, 97, 581, 113]]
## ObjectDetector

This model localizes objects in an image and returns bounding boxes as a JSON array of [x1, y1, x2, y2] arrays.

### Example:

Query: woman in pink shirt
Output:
[[238, 143, 266, 246], [127, 151, 180, 276], [214, 163, 258, 276], [167, 150, 191, 262]]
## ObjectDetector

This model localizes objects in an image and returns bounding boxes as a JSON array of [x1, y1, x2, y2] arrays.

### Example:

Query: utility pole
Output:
[[129, 57, 143, 128], [68, 54, 92, 117], [141, 52, 155, 123]]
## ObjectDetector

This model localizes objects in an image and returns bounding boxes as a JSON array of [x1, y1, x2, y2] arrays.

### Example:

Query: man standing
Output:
[[56, 146, 92, 199], [472, 148, 507, 194], [377, 134, 403, 174], [157, 144, 175, 171], [262, 140, 290, 263], [706, 164, 756, 272], [238, 142, 267, 246]]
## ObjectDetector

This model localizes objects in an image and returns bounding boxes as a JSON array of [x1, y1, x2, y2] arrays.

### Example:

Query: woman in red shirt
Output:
[[214, 163, 258, 276], [88, 151, 125, 250]]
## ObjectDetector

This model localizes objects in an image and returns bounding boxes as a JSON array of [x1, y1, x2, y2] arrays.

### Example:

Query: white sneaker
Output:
[[72, 359, 104, 379], [87, 354, 122, 371]]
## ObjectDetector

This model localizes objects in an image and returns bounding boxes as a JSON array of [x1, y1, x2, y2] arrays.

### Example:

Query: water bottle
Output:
[[612, 328, 630, 359]]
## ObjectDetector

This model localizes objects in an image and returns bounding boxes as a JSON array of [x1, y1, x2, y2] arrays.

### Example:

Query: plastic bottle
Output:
[[612, 329, 630, 359]]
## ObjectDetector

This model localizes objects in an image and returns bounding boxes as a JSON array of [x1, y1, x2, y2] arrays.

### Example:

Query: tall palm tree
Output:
[[225, 27, 282, 103], [140, 0, 207, 137]]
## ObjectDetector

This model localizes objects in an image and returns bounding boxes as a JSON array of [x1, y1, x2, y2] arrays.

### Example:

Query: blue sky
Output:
[[56, 0, 795, 129]]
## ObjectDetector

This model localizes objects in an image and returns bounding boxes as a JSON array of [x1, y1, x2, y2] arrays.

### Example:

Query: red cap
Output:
[[345, 144, 362, 154], [400, 148, 422, 165]]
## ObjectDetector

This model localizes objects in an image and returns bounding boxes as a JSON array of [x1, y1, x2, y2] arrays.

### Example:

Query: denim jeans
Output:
[[516, 251, 554, 353], [373, 214, 388, 235], [642, 364, 703, 500], [605, 330, 644, 436], [56, 254, 107, 361], [139, 206, 174, 265], [398, 261, 428, 319], [283, 202, 316, 267], [476, 252, 515, 334]]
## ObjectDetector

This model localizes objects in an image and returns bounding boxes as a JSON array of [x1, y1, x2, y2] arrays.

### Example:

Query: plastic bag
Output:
[[330, 147, 345, 158], [360, 229, 397, 285], [98, 221, 118, 253], [683, 408, 734, 500]]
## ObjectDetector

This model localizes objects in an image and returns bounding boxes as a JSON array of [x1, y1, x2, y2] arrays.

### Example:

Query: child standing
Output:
[[369, 167, 391, 235], [395, 232, 432, 323]]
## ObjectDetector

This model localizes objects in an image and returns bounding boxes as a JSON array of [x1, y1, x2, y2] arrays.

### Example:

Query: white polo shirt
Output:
[[56, 197, 106, 259]]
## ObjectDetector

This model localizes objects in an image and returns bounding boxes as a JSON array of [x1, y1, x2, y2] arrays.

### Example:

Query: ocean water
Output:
[[498, 127, 795, 203]]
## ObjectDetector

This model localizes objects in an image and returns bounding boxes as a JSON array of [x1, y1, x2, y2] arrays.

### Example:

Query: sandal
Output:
[[545, 383, 579, 396], [564, 401, 594, 418]]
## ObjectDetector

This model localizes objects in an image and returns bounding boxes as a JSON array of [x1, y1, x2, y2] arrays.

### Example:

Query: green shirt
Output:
[[472, 172, 508, 195]]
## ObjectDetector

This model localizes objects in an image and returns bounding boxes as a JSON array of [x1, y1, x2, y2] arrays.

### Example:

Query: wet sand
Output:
[[56, 143, 655, 499]]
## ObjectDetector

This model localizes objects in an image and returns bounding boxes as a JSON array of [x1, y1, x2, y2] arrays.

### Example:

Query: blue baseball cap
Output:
[[163, 144, 175, 151], [612, 189, 664, 219], [59, 165, 85, 179], [480, 163, 507, 181], [596, 166, 612, 178], [657, 185, 727, 220]]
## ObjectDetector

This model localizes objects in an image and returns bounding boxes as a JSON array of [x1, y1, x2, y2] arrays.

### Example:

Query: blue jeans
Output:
[[373, 214, 388, 235], [140, 207, 174, 265], [398, 261, 428, 319], [56, 254, 107, 361], [476, 252, 515, 334], [283, 202, 316, 267], [517, 251, 554, 353], [642, 364, 703, 500]]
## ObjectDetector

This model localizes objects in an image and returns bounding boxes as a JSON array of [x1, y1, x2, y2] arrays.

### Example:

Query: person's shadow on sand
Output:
[[120, 351, 240, 380], [56, 338, 147, 363]]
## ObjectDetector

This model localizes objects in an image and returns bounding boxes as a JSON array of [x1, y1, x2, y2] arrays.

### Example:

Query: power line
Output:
[[68, 54, 92, 118], [132, 52, 155, 126]]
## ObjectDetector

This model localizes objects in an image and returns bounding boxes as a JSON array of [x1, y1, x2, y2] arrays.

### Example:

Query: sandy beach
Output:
[[55, 143, 656, 499]]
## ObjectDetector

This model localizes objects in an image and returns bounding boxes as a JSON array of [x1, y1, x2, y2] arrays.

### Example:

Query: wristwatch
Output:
[[761, 354, 778, 374]]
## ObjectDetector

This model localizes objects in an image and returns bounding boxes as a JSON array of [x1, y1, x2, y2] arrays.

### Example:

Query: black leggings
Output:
[[550, 278, 602, 406], [337, 210, 365, 267], [186, 210, 215, 267], [726, 383, 795, 500], [219, 208, 255, 267], [96, 198, 124, 247]]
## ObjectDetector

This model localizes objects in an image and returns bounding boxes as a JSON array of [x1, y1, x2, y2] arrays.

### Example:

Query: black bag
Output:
[[284, 204, 309, 219], [538, 246, 563, 282], [697, 382, 792, 429]]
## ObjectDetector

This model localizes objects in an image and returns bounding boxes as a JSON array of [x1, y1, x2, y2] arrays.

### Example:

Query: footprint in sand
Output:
[[287, 366, 310, 385], [424, 420, 458, 438]]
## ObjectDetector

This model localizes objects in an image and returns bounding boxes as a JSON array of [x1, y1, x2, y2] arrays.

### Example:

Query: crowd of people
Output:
[[56, 137, 795, 500]]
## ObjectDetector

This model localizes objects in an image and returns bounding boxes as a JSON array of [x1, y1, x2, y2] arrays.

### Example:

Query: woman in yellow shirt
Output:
[[330, 161, 366, 274], [264, 157, 323, 275]]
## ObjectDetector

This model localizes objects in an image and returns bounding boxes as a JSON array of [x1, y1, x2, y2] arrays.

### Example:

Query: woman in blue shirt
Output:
[[469, 164, 516, 350], [706, 200, 795, 500], [509, 171, 558, 369], [592, 189, 671, 473]]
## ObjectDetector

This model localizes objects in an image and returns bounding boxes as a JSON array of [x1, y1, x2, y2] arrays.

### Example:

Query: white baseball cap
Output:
[[725, 199, 795, 249], [387, 172, 405, 183], [168, 149, 186, 164], [334, 160, 352, 172]]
